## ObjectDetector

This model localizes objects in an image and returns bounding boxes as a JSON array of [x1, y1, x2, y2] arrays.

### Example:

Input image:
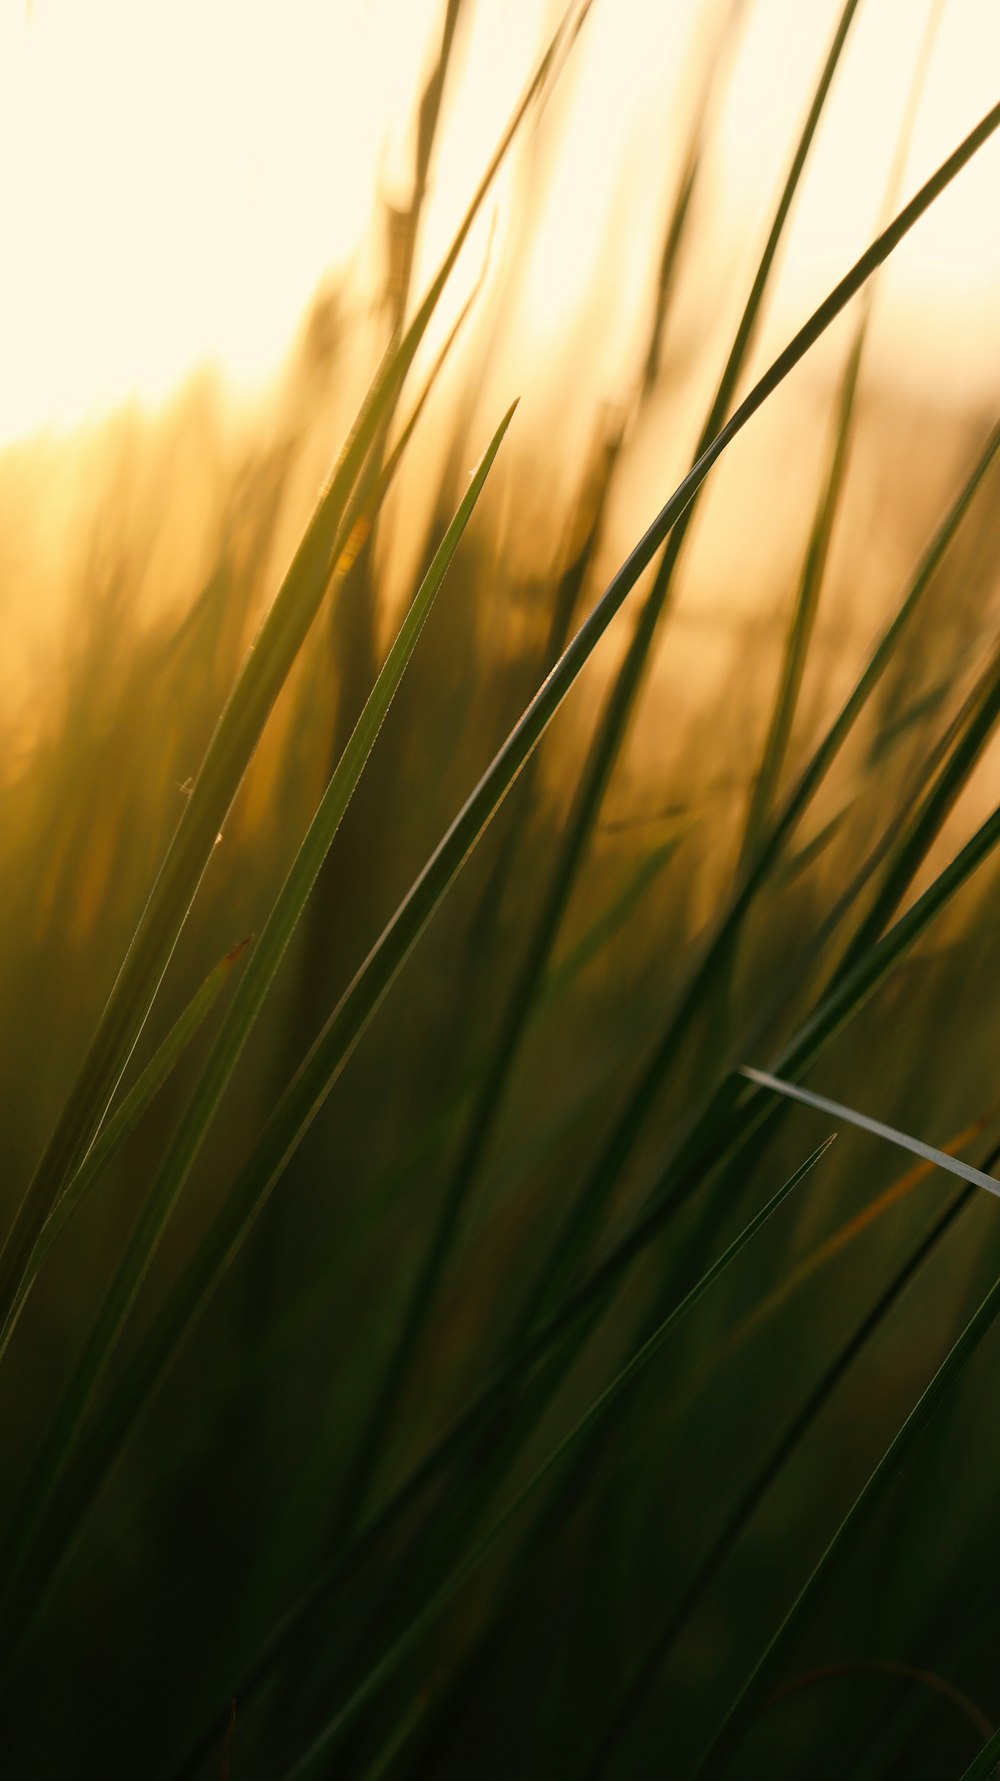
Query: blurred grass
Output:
[[1, 3, 1000, 1778]]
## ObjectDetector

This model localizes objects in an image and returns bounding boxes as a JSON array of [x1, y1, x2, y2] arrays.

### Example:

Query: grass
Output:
[[2, 3, 1000, 1776]]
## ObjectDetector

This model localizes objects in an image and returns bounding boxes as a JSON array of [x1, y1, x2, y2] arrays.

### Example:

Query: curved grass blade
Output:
[[0, 938, 252, 1359], [17, 109, 1000, 1667], [280, 1141, 834, 1777], [0, 0, 591, 1339], [689, 1237, 1000, 1776], [764, 1659, 993, 1742], [0, 404, 518, 1627]]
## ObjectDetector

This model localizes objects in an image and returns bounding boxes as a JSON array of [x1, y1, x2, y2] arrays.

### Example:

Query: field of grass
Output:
[[1, 2, 999, 1775]]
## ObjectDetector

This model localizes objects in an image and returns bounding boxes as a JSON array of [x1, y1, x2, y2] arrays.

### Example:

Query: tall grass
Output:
[[2, 3, 1000, 1777]]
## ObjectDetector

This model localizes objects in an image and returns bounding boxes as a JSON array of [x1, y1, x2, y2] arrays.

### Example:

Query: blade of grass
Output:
[[348, 0, 866, 1533], [462, 412, 626, 973], [738, 1067, 1000, 1196], [0, 0, 592, 1340], [849, 1590, 1000, 1781], [303, 0, 466, 815], [0, 938, 252, 1358], [541, 822, 697, 1003], [0, 404, 518, 1625], [774, 802, 856, 888], [763, 1660, 993, 1742], [834, 637, 1000, 977], [740, 0, 942, 859], [869, 675, 958, 763], [17, 109, 1000, 1671], [281, 1141, 835, 1777], [958, 1724, 1000, 1779]]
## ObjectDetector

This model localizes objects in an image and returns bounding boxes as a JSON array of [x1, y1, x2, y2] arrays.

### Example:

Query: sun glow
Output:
[[1, 0, 998, 448]]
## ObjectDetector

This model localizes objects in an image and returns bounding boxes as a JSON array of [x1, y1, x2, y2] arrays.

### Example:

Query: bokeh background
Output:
[[1, 2, 999, 1776]]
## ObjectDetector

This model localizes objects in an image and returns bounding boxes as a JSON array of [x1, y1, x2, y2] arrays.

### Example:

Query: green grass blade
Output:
[[688, 1254, 1000, 1778], [18, 107, 1000, 1658], [956, 1723, 1000, 1780], [541, 824, 695, 1003], [774, 802, 856, 887], [0, 0, 589, 1339], [280, 1141, 835, 1776], [0, 938, 251, 1361], [741, 321, 863, 859], [835, 640, 1000, 974], [462, 413, 625, 971], [0, 405, 517, 1627]]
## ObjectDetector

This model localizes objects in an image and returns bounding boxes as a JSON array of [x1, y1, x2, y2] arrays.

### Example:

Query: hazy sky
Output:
[[1, 0, 998, 443]]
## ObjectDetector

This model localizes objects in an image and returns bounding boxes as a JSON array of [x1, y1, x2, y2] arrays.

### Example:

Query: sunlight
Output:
[[1, 0, 998, 445]]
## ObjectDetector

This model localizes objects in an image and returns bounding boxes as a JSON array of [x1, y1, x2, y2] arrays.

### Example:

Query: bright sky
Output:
[[0, 0, 998, 445]]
